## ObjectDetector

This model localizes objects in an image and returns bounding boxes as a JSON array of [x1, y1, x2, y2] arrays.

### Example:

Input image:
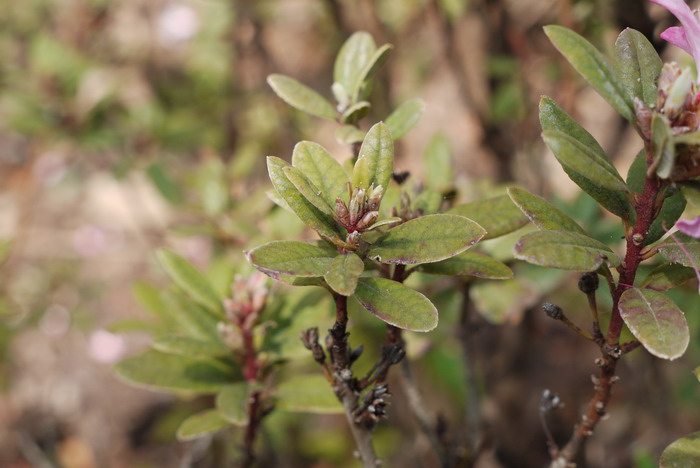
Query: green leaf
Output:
[[367, 214, 486, 264], [276, 375, 343, 414], [283, 165, 335, 217], [507, 186, 585, 233], [450, 195, 528, 240], [334, 32, 376, 103], [471, 279, 534, 324], [267, 157, 340, 240], [544, 25, 634, 123], [680, 181, 700, 208], [424, 134, 454, 192], [132, 281, 173, 326], [353, 43, 393, 101], [542, 130, 628, 192], [156, 250, 222, 313], [267, 74, 336, 120], [355, 277, 438, 331], [115, 350, 237, 393], [626, 148, 647, 194], [165, 293, 220, 341], [146, 164, 183, 204], [539, 96, 634, 221], [335, 125, 365, 144], [352, 122, 394, 193], [324, 253, 364, 296], [367, 217, 402, 230], [384, 98, 425, 140], [152, 335, 229, 359], [216, 383, 249, 425], [341, 101, 371, 124], [640, 263, 696, 291], [176, 409, 230, 441], [650, 114, 676, 179], [657, 233, 700, 268], [647, 190, 686, 245], [419, 251, 513, 279], [514, 230, 620, 271], [614, 28, 662, 106], [619, 288, 689, 360], [246, 240, 336, 279], [660, 431, 700, 468], [292, 141, 349, 206]]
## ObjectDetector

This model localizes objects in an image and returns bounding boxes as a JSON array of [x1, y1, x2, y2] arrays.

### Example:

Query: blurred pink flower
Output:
[[676, 214, 700, 237], [652, 0, 700, 76], [88, 330, 126, 363]]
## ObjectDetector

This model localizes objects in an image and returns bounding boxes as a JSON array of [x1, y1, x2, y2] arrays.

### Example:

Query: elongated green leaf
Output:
[[412, 189, 443, 215], [614, 28, 662, 106], [507, 187, 585, 233], [177, 409, 230, 441], [424, 134, 454, 192], [353, 43, 393, 101], [132, 281, 173, 326], [267, 157, 339, 240], [514, 230, 620, 271], [334, 32, 376, 103], [657, 233, 700, 268], [450, 195, 528, 240], [619, 288, 689, 360], [540, 96, 634, 221], [352, 122, 394, 193], [324, 253, 364, 296], [115, 350, 237, 393], [367, 217, 402, 230], [681, 181, 700, 207], [164, 293, 220, 341], [355, 277, 438, 331], [216, 383, 249, 426], [276, 375, 343, 414], [419, 251, 513, 279], [542, 130, 628, 192], [648, 190, 686, 245], [283, 166, 334, 217], [660, 431, 700, 468], [157, 250, 222, 313], [640, 263, 696, 291], [292, 141, 348, 206], [246, 240, 336, 279], [368, 214, 485, 264], [152, 335, 229, 358], [107, 319, 162, 335], [267, 74, 336, 120], [385, 99, 425, 140], [651, 114, 676, 179], [341, 100, 371, 124], [335, 125, 365, 144], [544, 25, 634, 123]]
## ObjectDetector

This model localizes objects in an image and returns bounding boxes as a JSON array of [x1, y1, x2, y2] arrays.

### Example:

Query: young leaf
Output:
[[450, 195, 528, 240], [341, 100, 371, 124], [276, 375, 343, 414], [216, 383, 249, 426], [283, 166, 335, 217], [640, 263, 696, 291], [164, 293, 221, 341], [514, 230, 620, 271], [418, 251, 513, 279], [614, 28, 662, 106], [367, 214, 486, 264], [424, 133, 454, 192], [352, 122, 394, 194], [152, 335, 229, 359], [660, 431, 700, 468], [355, 277, 438, 331], [246, 240, 336, 279], [267, 74, 336, 120], [115, 350, 237, 393], [267, 157, 340, 240], [650, 114, 676, 179], [156, 250, 222, 314], [353, 43, 393, 101], [507, 187, 585, 233], [292, 141, 349, 206], [384, 98, 425, 140], [540, 96, 634, 221], [544, 25, 635, 123], [334, 32, 377, 104], [657, 233, 700, 268], [542, 130, 628, 192], [324, 253, 364, 296], [619, 288, 689, 360], [176, 409, 230, 441]]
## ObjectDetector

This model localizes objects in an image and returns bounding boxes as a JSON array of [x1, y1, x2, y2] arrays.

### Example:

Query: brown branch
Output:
[[242, 390, 262, 468]]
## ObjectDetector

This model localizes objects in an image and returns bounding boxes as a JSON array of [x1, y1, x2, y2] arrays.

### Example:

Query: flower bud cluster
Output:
[[335, 184, 383, 245], [217, 273, 269, 352]]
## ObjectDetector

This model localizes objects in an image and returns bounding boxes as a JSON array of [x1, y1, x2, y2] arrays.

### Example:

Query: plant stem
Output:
[[242, 390, 262, 468], [549, 170, 661, 466]]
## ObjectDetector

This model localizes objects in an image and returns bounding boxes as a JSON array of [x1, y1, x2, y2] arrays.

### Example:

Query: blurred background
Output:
[[1, 0, 699, 467]]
